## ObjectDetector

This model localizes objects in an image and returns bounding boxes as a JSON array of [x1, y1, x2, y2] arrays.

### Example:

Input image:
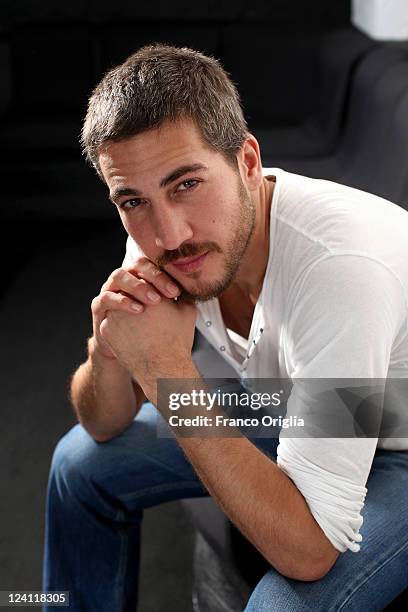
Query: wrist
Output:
[[138, 355, 196, 381], [87, 336, 117, 362], [138, 357, 199, 404]]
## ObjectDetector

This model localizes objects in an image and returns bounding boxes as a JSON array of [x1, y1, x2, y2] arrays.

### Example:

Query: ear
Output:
[[237, 133, 263, 191]]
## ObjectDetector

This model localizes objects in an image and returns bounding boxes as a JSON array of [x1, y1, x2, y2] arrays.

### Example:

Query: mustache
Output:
[[156, 241, 221, 268]]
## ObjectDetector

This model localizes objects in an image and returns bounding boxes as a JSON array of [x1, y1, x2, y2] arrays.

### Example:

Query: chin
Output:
[[166, 252, 238, 303], [178, 273, 235, 303]]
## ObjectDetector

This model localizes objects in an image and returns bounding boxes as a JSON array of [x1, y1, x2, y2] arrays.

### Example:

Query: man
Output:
[[43, 44, 408, 611]]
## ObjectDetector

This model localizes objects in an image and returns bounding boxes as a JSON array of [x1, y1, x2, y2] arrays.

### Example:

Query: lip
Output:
[[171, 251, 209, 273]]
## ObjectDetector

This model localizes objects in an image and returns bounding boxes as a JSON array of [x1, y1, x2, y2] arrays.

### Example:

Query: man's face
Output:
[[98, 119, 256, 302]]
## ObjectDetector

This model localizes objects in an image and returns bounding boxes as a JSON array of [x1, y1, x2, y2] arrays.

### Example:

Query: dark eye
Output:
[[177, 179, 199, 192], [120, 199, 145, 211]]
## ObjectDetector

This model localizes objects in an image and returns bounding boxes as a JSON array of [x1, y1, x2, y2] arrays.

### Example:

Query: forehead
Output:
[[98, 119, 221, 185]]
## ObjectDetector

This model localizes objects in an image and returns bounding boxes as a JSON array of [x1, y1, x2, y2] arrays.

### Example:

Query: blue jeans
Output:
[[43, 400, 408, 611]]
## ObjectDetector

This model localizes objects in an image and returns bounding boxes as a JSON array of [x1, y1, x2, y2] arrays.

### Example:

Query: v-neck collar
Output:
[[196, 168, 281, 374]]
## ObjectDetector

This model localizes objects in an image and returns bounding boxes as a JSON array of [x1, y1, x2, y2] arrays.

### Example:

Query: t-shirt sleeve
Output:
[[277, 254, 406, 553], [121, 235, 145, 267]]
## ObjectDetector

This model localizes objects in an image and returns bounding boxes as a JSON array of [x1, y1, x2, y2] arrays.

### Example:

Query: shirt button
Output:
[[220, 345, 226, 351], [205, 320, 212, 327]]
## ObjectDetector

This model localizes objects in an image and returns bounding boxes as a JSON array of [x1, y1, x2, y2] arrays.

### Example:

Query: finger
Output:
[[92, 291, 144, 318], [124, 258, 181, 298], [101, 269, 163, 304], [100, 267, 129, 293]]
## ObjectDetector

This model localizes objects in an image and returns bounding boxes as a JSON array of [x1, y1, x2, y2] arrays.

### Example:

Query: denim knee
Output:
[[244, 569, 314, 612], [49, 423, 106, 500]]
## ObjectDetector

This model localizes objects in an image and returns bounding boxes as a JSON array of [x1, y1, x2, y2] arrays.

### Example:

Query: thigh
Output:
[[52, 401, 210, 515], [82, 381, 281, 513], [244, 448, 408, 612]]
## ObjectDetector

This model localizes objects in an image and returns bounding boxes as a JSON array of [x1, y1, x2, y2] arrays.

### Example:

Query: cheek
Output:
[[202, 200, 228, 228], [119, 212, 133, 234]]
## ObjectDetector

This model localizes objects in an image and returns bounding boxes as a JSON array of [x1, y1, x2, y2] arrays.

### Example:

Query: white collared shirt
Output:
[[123, 167, 408, 553]]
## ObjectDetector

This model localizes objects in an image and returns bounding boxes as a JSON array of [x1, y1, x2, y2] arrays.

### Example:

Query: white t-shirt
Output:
[[123, 168, 408, 554]]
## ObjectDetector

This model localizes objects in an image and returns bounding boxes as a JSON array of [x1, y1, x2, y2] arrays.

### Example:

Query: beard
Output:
[[155, 172, 256, 303]]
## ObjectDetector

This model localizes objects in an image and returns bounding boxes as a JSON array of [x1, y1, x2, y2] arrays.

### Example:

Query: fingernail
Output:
[[147, 291, 161, 302], [166, 282, 180, 295], [131, 303, 143, 312]]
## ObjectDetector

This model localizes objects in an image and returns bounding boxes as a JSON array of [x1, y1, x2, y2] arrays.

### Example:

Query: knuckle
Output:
[[133, 277, 147, 290], [111, 268, 123, 282], [141, 260, 156, 273], [98, 291, 114, 308], [122, 271, 137, 285], [137, 263, 152, 278], [124, 256, 145, 271], [127, 257, 160, 278], [91, 297, 99, 311]]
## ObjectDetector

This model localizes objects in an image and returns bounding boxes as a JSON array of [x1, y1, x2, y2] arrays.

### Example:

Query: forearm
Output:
[[179, 435, 338, 580], [70, 337, 144, 441], [145, 363, 339, 581]]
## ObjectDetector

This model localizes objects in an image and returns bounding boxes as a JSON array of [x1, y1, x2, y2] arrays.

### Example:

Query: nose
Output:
[[153, 206, 194, 251]]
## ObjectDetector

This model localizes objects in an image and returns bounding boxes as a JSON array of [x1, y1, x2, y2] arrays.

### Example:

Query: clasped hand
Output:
[[91, 256, 197, 391]]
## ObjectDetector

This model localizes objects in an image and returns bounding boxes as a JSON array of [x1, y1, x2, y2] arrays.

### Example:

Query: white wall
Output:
[[352, 0, 408, 40]]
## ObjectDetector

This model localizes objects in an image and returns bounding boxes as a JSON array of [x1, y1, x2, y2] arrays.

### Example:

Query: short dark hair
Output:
[[81, 43, 248, 179]]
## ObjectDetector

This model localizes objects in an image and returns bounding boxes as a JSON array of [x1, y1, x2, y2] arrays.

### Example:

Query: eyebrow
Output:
[[109, 163, 208, 204]]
